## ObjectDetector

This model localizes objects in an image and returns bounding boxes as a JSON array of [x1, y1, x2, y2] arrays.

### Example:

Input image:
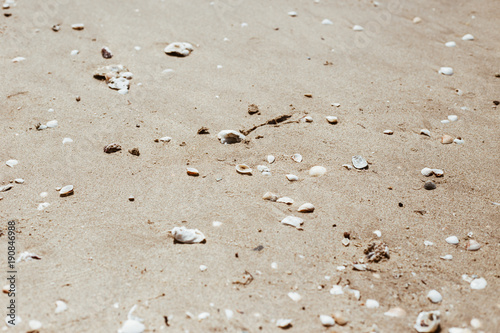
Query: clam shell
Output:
[[0, 184, 13, 192], [465, 239, 480, 251], [6, 159, 18, 168], [420, 129, 431, 136], [319, 315, 335, 327], [297, 203, 314, 213], [170, 226, 205, 243], [462, 34, 474, 41], [164, 42, 193, 57], [262, 192, 278, 201], [217, 130, 245, 144], [286, 174, 298, 181], [352, 155, 368, 169], [291, 154, 303, 163], [326, 116, 338, 124], [309, 166, 326, 177], [421, 167, 433, 176], [59, 185, 74, 197], [236, 164, 252, 174], [277, 197, 294, 205], [414, 311, 441, 333], [267, 155, 275, 163], [441, 135, 454, 144], [438, 67, 453, 75], [280, 216, 304, 229], [445, 236, 459, 244], [470, 277, 487, 290], [186, 168, 199, 176]]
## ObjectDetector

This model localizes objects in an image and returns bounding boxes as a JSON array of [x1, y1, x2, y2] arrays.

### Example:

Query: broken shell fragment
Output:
[[420, 129, 431, 136], [352, 155, 368, 169], [414, 311, 440, 333], [248, 104, 259, 114], [319, 315, 335, 327], [383, 130, 393, 135], [277, 197, 294, 205], [262, 192, 278, 201], [0, 184, 13, 192], [103, 143, 122, 153], [236, 164, 252, 174], [441, 135, 454, 144], [71, 23, 84, 30], [421, 168, 434, 176], [159, 136, 172, 142], [462, 33, 474, 41], [267, 155, 275, 163], [59, 185, 74, 197], [309, 166, 326, 177], [440, 255, 453, 260], [55, 300, 67, 314], [288, 292, 301, 302], [281, 216, 304, 230], [470, 277, 487, 290], [164, 42, 193, 57], [186, 168, 199, 176], [326, 116, 338, 124], [170, 226, 205, 243], [217, 130, 245, 144], [365, 299, 379, 308], [297, 203, 315, 213], [276, 319, 292, 328], [286, 174, 298, 181], [291, 153, 303, 163], [465, 239, 481, 251], [6, 160, 18, 168], [432, 169, 444, 177], [439, 67, 453, 75]]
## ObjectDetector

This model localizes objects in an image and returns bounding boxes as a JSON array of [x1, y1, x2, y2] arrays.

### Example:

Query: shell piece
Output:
[[6, 159, 18, 168], [384, 307, 407, 318], [217, 130, 245, 144], [37, 202, 50, 210], [322, 19, 333, 25], [257, 165, 270, 173], [277, 197, 294, 205], [352, 155, 368, 169], [440, 255, 453, 260], [445, 41, 456, 47], [164, 42, 193, 57], [342, 164, 353, 170], [186, 168, 199, 176], [470, 277, 487, 290], [28, 320, 42, 330], [59, 185, 74, 197], [448, 115, 458, 122], [353, 25, 364, 31], [286, 174, 298, 181], [413, 16, 422, 23], [0, 184, 13, 192], [420, 129, 431, 136], [303, 116, 313, 122], [291, 154, 303, 163], [462, 34, 474, 41], [332, 311, 348, 325], [281, 216, 304, 230], [326, 116, 338, 124], [71, 23, 84, 30], [288, 292, 301, 302], [119, 320, 145, 333], [342, 238, 350, 247], [438, 67, 454, 75], [330, 285, 344, 295], [414, 311, 441, 333], [432, 169, 444, 177], [287, 11, 297, 17], [103, 143, 122, 153], [297, 203, 314, 213], [319, 315, 335, 327], [454, 138, 464, 144], [383, 130, 393, 135], [263, 192, 278, 201], [465, 239, 480, 251], [236, 164, 252, 174], [170, 226, 205, 243], [159, 136, 172, 142], [445, 236, 459, 245], [365, 299, 379, 308], [441, 135, 454, 144], [62, 138, 73, 144], [421, 167, 433, 176], [309, 166, 326, 177], [276, 319, 292, 328], [427, 290, 442, 303], [267, 155, 275, 163], [55, 300, 67, 314], [46, 120, 58, 128]]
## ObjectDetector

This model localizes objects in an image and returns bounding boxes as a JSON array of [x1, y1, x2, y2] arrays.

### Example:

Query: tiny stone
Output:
[[319, 315, 335, 327], [14, 179, 24, 184], [128, 148, 140, 156], [439, 67, 454, 75], [383, 130, 393, 135], [424, 181, 436, 190], [128, 196, 135, 202], [186, 168, 199, 176], [326, 116, 338, 124], [101, 47, 113, 59], [304, 93, 312, 98], [197, 127, 210, 134], [75, 96, 81, 102], [248, 104, 259, 114]]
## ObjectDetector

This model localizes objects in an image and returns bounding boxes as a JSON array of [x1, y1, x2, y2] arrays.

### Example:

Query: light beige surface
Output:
[[1, 0, 499, 332]]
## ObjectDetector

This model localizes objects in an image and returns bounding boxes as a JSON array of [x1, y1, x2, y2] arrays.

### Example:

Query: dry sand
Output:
[[1, 0, 499, 332]]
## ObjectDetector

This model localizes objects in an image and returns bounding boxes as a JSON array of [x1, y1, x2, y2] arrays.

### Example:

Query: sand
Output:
[[1, 0, 499, 332]]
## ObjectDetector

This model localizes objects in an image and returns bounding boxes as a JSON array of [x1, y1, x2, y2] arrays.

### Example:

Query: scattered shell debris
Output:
[[93, 64, 133, 94], [364, 241, 390, 262]]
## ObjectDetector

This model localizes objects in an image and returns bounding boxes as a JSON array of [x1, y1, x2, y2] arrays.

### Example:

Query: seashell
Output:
[[332, 311, 348, 325], [277, 197, 294, 205], [37, 202, 50, 210], [287, 11, 297, 17], [424, 181, 436, 190], [439, 67, 453, 75], [441, 134, 454, 144], [62, 138, 73, 144], [0, 184, 13, 192], [103, 143, 122, 153], [262, 171, 271, 176], [353, 264, 367, 271], [441, 119, 450, 124], [303, 116, 313, 122], [46, 120, 58, 128], [217, 130, 245, 144], [286, 174, 298, 181], [431, 169, 444, 177], [465, 239, 480, 251], [470, 318, 481, 329], [352, 155, 368, 169], [330, 285, 344, 295], [28, 320, 42, 330], [212, 221, 223, 227], [164, 42, 193, 57], [321, 19, 333, 25], [445, 41, 456, 47], [448, 328, 472, 333], [470, 277, 487, 290], [17, 252, 41, 262], [454, 138, 464, 144], [236, 164, 252, 174], [225, 309, 233, 319], [353, 25, 364, 31], [71, 23, 84, 30], [331, 102, 341, 107], [55, 300, 67, 313], [267, 155, 275, 163], [421, 167, 433, 176], [101, 47, 113, 59], [445, 236, 459, 244], [14, 178, 24, 184], [414, 311, 440, 333], [280, 216, 304, 229], [342, 238, 350, 247], [448, 115, 458, 122], [342, 164, 353, 170], [263, 192, 278, 201], [159, 136, 172, 142], [427, 290, 442, 303], [420, 129, 431, 136], [71, 50, 79, 55], [108, 77, 130, 91], [326, 116, 338, 124], [440, 255, 453, 260], [291, 153, 302, 162], [383, 130, 393, 135], [170, 226, 205, 243], [319, 315, 335, 327], [413, 17, 422, 23], [198, 312, 210, 321], [373, 230, 381, 237], [309, 166, 326, 177], [384, 307, 407, 318], [257, 165, 270, 173], [6, 159, 18, 167], [297, 203, 314, 213], [199, 265, 207, 272], [276, 319, 292, 328], [462, 34, 474, 41], [12, 56, 26, 63], [59, 185, 74, 197], [424, 240, 434, 246], [119, 319, 145, 333], [288, 292, 301, 302], [365, 299, 379, 308], [462, 274, 474, 283], [186, 168, 199, 176]]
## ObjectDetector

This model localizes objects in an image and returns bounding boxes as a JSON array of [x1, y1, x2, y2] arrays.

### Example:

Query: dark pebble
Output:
[[424, 181, 436, 190]]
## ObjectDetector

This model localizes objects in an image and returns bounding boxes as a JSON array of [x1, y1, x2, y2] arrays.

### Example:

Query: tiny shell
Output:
[[420, 129, 431, 136], [170, 226, 205, 243], [263, 192, 278, 201], [281, 216, 304, 229], [441, 135, 454, 144], [462, 34, 474, 41], [276, 319, 292, 328], [103, 143, 122, 153], [28, 320, 42, 330], [309, 166, 326, 177], [427, 290, 442, 303], [288, 292, 301, 302], [424, 240, 434, 246], [277, 197, 294, 205], [164, 42, 193, 57], [62, 138, 73, 144], [326, 116, 338, 124], [198, 312, 210, 321], [383, 130, 393, 135], [71, 23, 84, 30], [159, 136, 172, 142], [332, 311, 348, 325], [448, 115, 458, 122], [6, 159, 18, 167], [287, 11, 297, 17], [236, 164, 252, 174], [297, 203, 314, 213], [186, 168, 199, 176], [352, 155, 368, 169], [330, 285, 344, 295], [432, 169, 444, 177], [454, 138, 464, 144], [341, 238, 350, 247], [303, 116, 313, 122], [319, 315, 335, 327], [119, 319, 145, 333], [353, 264, 367, 271], [217, 130, 245, 144], [291, 154, 303, 162], [365, 299, 379, 308], [470, 277, 487, 290], [322, 19, 333, 25], [440, 255, 453, 260], [286, 174, 298, 181], [373, 230, 381, 237], [445, 236, 459, 244], [342, 164, 353, 170], [414, 311, 440, 333], [445, 41, 456, 47], [257, 165, 270, 173], [413, 17, 422, 23], [267, 155, 275, 163], [353, 25, 364, 31], [55, 300, 67, 313], [46, 120, 58, 128], [421, 167, 433, 176], [199, 265, 207, 272], [331, 102, 341, 107], [465, 239, 480, 251], [439, 67, 453, 75], [59, 185, 74, 197], [384, 307, 407, 318], [0, 184, 13, 192]]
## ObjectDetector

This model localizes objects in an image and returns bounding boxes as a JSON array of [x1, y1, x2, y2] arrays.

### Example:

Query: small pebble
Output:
[[286, 174, 298, 181], [128, 196, 135, 202], [470, 318, 481, 329], [332, 311, 348, 325], [424, 181, 436, 190], [445, 236, 459, 245], [287, 11, 297, 17], [128, 148, 140, 156], [383, 130, 393, 135], [326, 116, 338, 124], [365, 299, 379, 308]]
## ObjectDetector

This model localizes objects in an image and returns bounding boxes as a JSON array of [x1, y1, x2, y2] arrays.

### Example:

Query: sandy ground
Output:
[[1, 0, 499, 332]]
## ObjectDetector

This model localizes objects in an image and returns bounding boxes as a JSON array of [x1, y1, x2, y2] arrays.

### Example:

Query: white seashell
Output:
[[454, 138, 464, 144], [470, 277, 487, 290], [267, 155, 275, 163], [71, 50, 79, 55], [326, 116, 338, 124], [445, 236, 459, 244], [170, 226, 206, 243], [291, 153, 303, 162], [12, 57, 26, 63], [217, 130, 245, 144], [440, 255, 453, 260], [276, 319, 292, 328], [262, 192, 278, 201], [303, 116, 313, 122], [62, 138, 73, 144], [431, 169, 444, 177], [462, 274, 474, 283], [59, 185, 74, 197], [448, 115, 458, 122], [470, 318, 481, 329], [365, 299, 379, 308], [46, 120, 58, 128], [322, 19, 333, 25], [421, 167, 433, 176], [373, 230, 381, 237], [286, 174, 298, 181], [414, 311, 440, 333], [6, 159, 18, 168], [257, 165, 270, 173], [297, 203, 314, 213], [277, 197, 294, 205], [320, 315, 335, 327], [224, 309, 233, 320], [29, 320, 42, 330], [441, 134, 454, 144], [281, 216, 304, 229], [448, 328, 472, 333], [332, 311, 348, 325], [462, 34, 474, 41], [341, 238, 350, 247], [352, 155, 368, 169], [445, 41, 456, 47], [199, 265, 207, 272], [330, 285, 344, 295], [236, 164, 252, 174], [118, 319, 145, 333], [441, 119, 450, 124], [38, 125, 47, 130], [309, 166, 326, 177], [288, 292, 301, 302], [262, 171, 271, 176], [413, 16, 422, 23], [288, 11, 297, 17], [465, 239, 480, 251], [14, 179, 24, 184], [427, 290, 442, 303], [71, 23, 85, 30], [383, 130, 393, 135], [353, 25, 364, 31], [198, 312, 210, 321], [424, 240, 434, 246], [0, 184, 12, 193], [438, 67, 453, 75], [384, 307, 407, 318], [186, 168, 199, 176], [16, 252, 41, 262], [37, 202, 50, 210], [342, 164, 353, 170], [271, 262, 278, 269], [420, 129, 431, 136], [159, 136, 172, 142], [353, 264, 367, 271], [331, 102, 341, 107], [55, 300, 67, 314], [164, 42, 193, 57]]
